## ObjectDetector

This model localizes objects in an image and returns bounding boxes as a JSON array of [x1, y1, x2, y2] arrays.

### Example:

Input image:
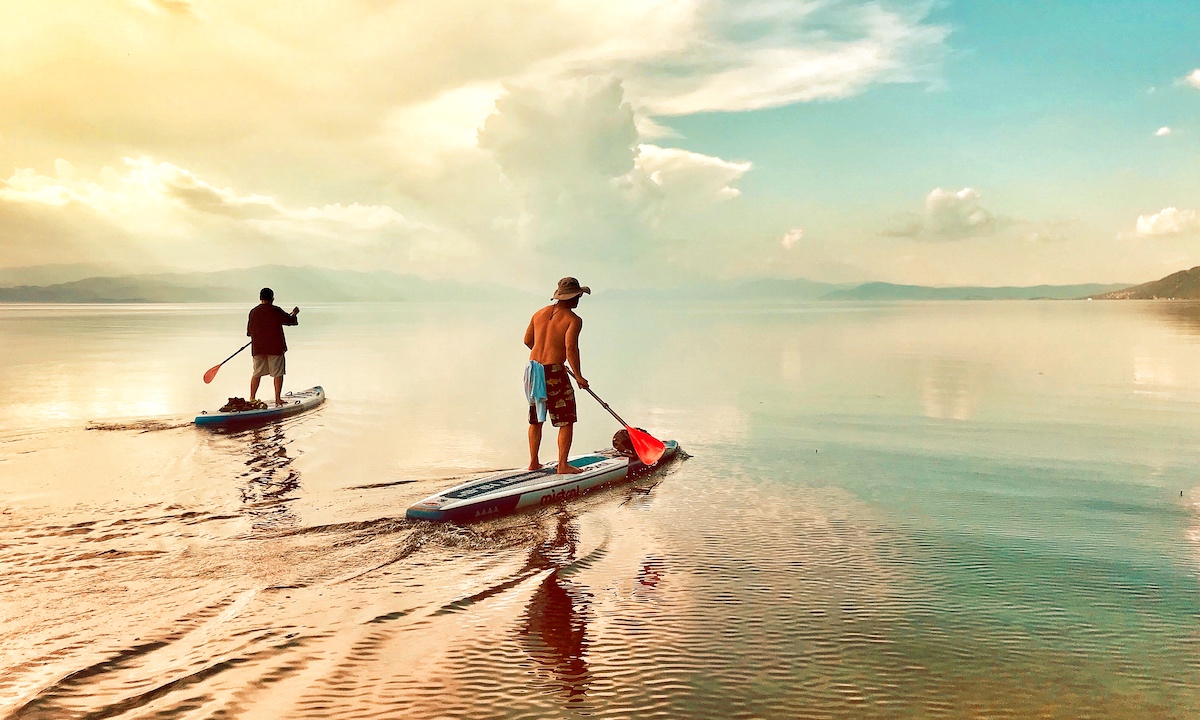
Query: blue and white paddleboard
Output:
[[194, 386, 325, 428], [406, 440, 679, 522]]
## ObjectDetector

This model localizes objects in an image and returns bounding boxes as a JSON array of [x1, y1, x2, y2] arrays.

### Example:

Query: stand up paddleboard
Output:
[[195, 386, 325, 428], [407, 439, 679, 522]]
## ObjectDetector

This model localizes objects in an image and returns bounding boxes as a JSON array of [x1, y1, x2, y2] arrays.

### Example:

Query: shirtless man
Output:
[[524, 277, 590, 474]]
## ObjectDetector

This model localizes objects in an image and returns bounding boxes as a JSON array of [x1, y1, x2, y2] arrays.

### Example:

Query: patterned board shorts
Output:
[[528, 362, 577, 427]]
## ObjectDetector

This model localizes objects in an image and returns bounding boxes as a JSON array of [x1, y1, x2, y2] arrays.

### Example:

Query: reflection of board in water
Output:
[[236, 423, 303, 530]]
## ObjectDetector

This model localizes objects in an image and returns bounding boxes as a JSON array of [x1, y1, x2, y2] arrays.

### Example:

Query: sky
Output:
[[1, 0, 1198, 289]]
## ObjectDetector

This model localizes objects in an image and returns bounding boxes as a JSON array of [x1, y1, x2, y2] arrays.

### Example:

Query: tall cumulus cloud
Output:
[[476, 77, 752, 282]]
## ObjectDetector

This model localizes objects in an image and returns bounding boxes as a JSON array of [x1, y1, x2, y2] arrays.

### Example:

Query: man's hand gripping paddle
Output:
[[203, 341, 252, 384], [566, 368, 666, 466]]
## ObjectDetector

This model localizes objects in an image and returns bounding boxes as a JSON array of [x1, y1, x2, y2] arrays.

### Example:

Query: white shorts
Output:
[[252, 354, 286, 378]]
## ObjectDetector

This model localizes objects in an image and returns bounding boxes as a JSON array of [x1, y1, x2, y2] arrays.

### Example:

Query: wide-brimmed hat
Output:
[[552, 277, 591, 300]]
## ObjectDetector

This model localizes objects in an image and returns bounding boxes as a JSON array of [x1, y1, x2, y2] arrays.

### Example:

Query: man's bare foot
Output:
[[557, 464, 583, 475], [275, 399, 286, 406], [528, 462, 542, 471]]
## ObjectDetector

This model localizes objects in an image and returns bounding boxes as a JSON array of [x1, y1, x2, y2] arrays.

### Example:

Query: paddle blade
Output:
[[627, 426, 666, 466], [203, 364, 221, 384]]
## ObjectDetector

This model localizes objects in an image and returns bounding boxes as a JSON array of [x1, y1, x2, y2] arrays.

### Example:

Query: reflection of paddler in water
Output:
[[519, 512, 592, 702], [524, 277, 591, 474], [637, 556, 663, 590], [237, 422, 302, 529], [247, 287, 300, 407]]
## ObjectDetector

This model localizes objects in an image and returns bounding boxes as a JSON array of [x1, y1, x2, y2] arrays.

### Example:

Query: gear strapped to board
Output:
[[218, 397, 269, 413], [613, 428, 646, 459]]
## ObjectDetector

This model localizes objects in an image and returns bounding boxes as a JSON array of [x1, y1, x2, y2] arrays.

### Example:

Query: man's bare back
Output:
[[525, 305, 586, 387]]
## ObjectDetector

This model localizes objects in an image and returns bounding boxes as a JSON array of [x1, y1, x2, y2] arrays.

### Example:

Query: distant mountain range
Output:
[[0, 263, 1154, 303], [0, 266, 533, 303], [0, 263, 155, 287], [600, 278, 850, 302], [1090, 266, 1200, 300], [604, 279, 1133, 302], [823, 282, 1131, 301]]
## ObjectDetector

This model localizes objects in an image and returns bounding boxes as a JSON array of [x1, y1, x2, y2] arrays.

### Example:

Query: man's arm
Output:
[[566, 316, 587, 389], [523, 317, 536, 349], [247, 310, 253, 338], [277, 305, 299, 326]]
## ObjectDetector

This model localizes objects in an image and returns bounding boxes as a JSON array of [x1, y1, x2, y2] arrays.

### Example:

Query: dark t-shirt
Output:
[[247, 304, 298, 356]]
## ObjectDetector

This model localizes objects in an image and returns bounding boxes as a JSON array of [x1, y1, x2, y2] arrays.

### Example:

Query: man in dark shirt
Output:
[[247, 287, 299, 406]]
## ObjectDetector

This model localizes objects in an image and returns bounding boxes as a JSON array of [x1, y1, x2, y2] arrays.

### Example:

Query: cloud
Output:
[[475, 77, 753, 282], [0, 1, 949, 284], [480, 77, 639, 191], [634, 116, 681, 140], [0, 2, 948, 174], [133, 0, 196, 17], [882, 187, 997, 241], [781, 228, 804, 249], [0, 158, 455, 271], [477, 76, 642, 266], [0, 77, 755, 285], [370, 1, 947, 198], [636, 144, 751, 203], [926, 188, 996, 238], [1156, 126, 1172, 137], [1, 157, 285, 220], [476, 78, 752, 219], [1183, 69, 1200, 89], [611, 1, 949, 116], [1136, 207, 1200, 237], [383, 83, 505, 170]]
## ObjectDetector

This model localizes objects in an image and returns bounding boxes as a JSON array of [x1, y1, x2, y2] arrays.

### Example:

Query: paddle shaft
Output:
[[581, 384, 632, 427], [219, 341, 252, 368], [563, 367, 630, 427]]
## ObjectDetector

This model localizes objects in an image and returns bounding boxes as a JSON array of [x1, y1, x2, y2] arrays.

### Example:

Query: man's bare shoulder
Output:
[[531, 305, 556, 322]]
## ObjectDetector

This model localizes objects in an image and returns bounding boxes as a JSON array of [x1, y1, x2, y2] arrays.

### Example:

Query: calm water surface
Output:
[[1, 301, 1198, 718]]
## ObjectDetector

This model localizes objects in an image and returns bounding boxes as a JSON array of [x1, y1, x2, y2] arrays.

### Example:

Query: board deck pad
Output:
[[440, 455, 609, 500]]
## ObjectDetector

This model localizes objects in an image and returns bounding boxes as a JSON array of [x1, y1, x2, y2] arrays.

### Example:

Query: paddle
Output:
[[203, 341, 252, 384], [566, 368, 666, 466]]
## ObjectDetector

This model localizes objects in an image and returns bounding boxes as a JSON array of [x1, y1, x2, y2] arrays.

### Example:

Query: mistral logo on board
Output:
[[539, 485, 582, 506]]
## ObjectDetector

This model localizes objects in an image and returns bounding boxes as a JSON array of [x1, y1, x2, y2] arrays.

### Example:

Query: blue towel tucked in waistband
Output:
[[524, 360, 547, 423]]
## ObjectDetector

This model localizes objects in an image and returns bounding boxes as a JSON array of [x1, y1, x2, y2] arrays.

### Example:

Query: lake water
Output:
[[1, 300, 1198, 719]]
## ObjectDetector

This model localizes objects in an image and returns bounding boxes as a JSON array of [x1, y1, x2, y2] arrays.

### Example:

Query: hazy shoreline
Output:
[[0, 264, 1134, 303]]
